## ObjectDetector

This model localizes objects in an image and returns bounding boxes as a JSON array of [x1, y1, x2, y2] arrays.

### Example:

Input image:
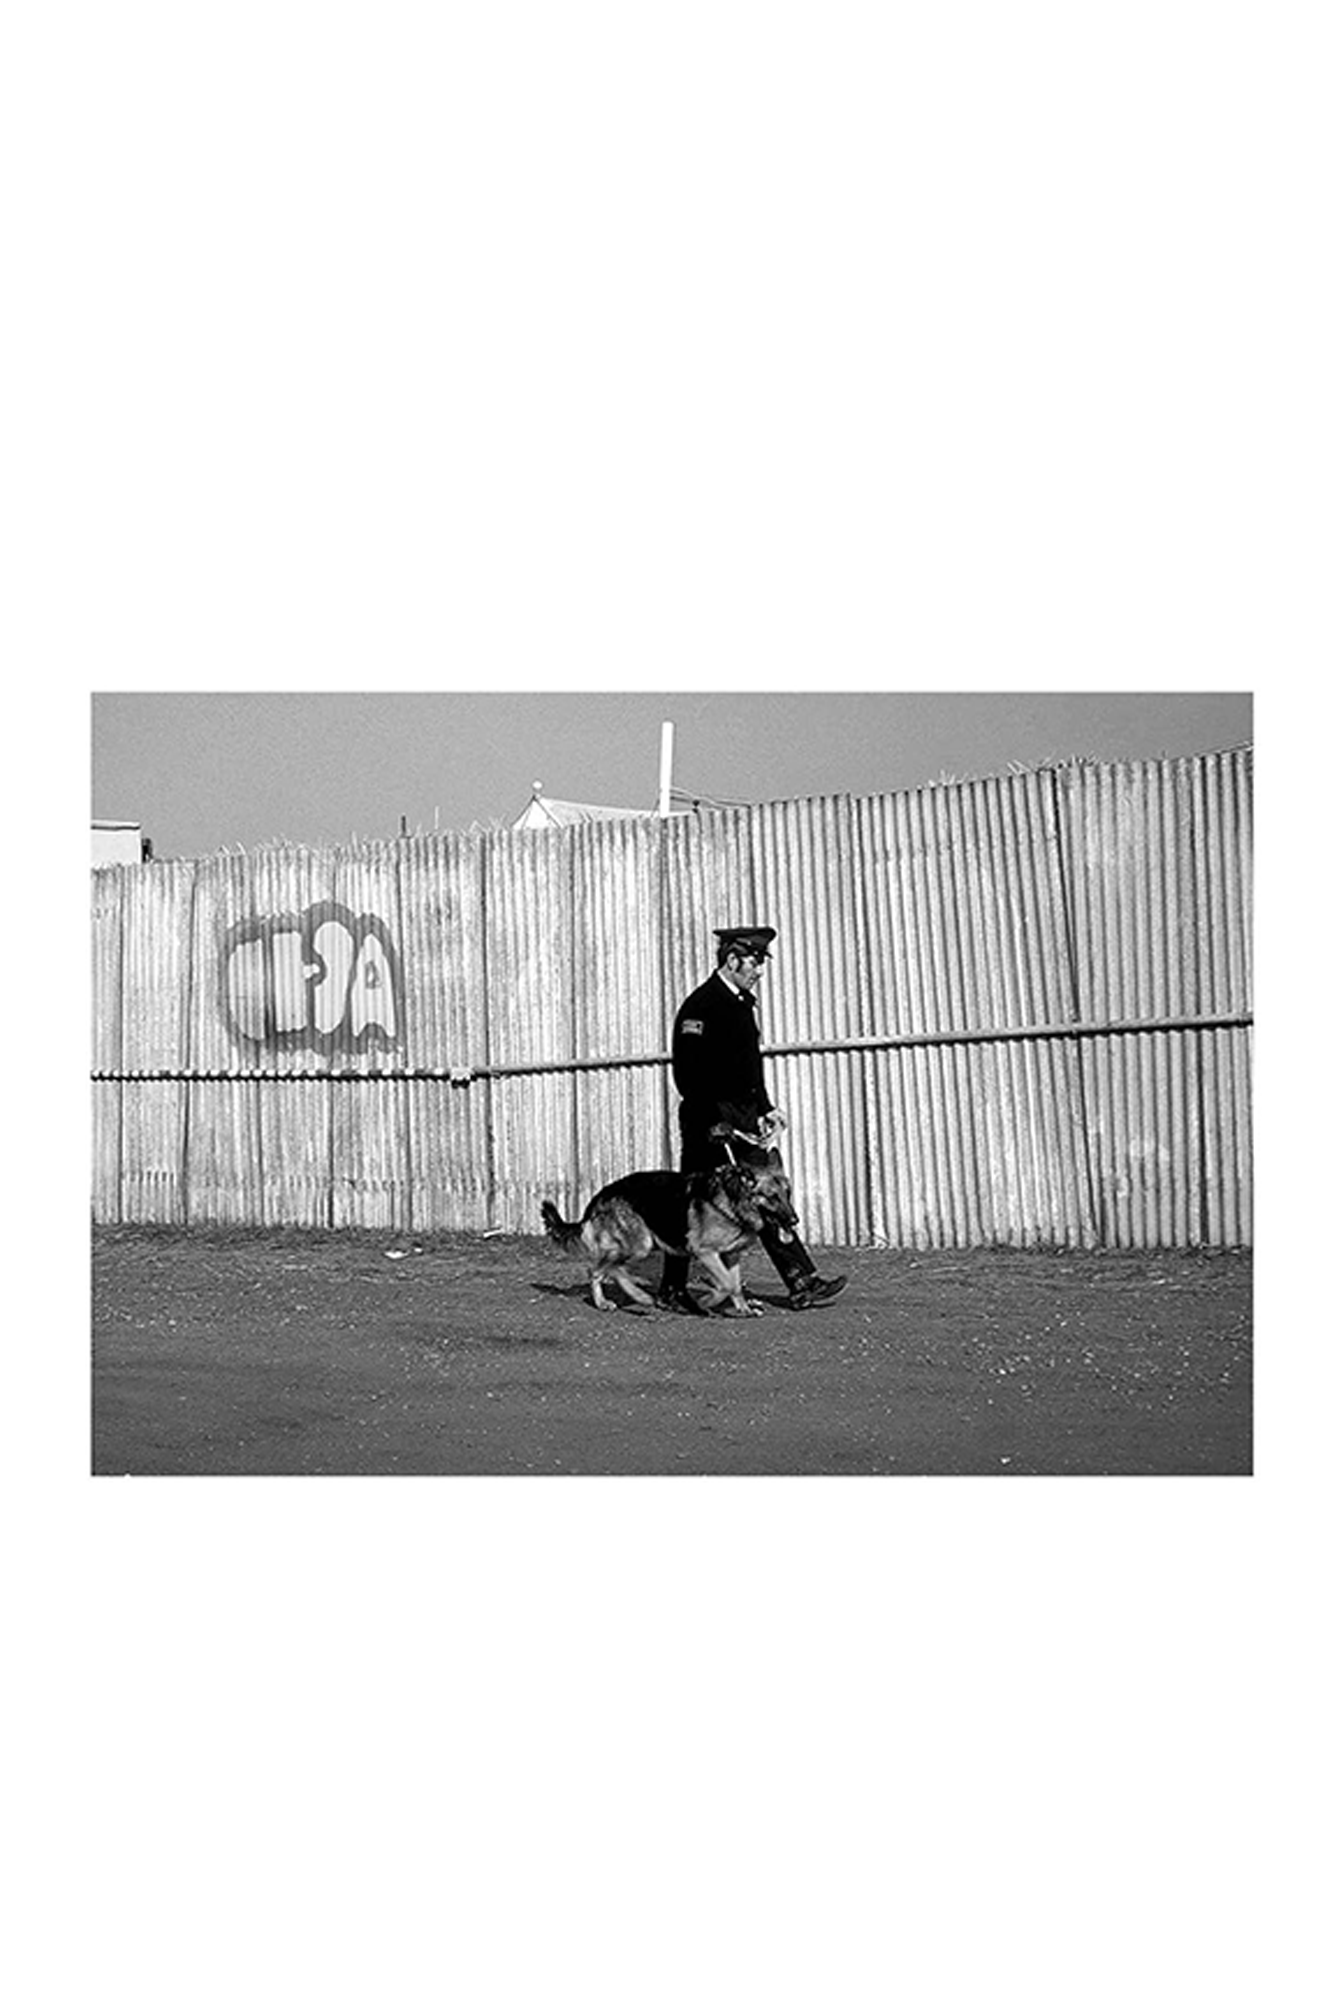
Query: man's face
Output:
[[728, 950, 766, 994]]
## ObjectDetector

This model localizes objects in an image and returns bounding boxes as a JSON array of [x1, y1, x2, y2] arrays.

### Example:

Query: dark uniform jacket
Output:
[[670, 971, 774, 1148]]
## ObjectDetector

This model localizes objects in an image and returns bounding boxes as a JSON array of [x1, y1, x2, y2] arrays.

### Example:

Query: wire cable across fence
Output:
[[90, 1009, 1253, 1084]]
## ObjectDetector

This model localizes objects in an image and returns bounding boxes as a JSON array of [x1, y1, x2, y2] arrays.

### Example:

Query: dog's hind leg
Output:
[[611, 1267, 658, 1309], [588, 1249, 656, 1312], [589, 1205, 660, 1312], [588, 1264, 618, 1311]]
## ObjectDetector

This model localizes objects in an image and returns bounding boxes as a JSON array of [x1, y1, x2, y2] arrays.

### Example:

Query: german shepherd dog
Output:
[[541, 1155, 799, 1316]]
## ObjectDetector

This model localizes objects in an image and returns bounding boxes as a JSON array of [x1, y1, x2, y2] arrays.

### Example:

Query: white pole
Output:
[[657, 720, 674, 816]]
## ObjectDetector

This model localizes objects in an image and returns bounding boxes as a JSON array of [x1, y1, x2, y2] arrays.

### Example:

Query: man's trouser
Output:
[[659, 1119, 818, 1299]]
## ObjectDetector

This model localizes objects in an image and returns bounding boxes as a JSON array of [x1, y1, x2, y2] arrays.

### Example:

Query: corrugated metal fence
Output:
[[91, 748, 1252, 1248]]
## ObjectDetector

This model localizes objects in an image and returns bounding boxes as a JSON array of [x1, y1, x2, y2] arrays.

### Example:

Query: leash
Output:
[[709, 1119, 776, 1162]]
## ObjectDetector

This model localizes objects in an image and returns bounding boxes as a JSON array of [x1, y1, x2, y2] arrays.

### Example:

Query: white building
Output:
[[511, 724, 743, 830], [511, 783, 656, 832], [93, 820, 149, 867]]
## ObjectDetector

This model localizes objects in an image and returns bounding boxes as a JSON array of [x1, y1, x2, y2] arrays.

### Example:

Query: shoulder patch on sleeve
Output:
[[681, 1018, 705, 1035]]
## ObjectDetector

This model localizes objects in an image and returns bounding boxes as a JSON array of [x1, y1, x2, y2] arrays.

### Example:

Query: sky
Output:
[[92, 689, 1252, 861]]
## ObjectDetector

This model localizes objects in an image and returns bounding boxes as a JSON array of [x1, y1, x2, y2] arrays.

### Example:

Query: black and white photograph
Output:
[[91, 689, 1254, 1478], [13, 3, 1323, 1996]]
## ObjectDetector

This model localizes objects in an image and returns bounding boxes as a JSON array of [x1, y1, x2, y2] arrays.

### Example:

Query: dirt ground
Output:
[[90, 1224, 1252, 1477]]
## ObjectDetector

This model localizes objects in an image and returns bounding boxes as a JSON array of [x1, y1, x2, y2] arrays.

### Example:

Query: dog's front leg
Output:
[[696, 1249, 760, 1317], [722, 1245, 764, 1315]]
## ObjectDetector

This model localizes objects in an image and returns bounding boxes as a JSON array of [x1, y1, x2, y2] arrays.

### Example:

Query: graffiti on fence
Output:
[[221, 901, 406, 1056]]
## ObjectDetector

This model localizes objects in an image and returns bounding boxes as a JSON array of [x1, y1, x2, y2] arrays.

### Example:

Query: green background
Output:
[[54, 3, 1296, 2000]]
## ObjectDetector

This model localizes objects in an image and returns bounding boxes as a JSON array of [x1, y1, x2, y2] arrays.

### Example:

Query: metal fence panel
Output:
[[485, 826, 576, 1233], [91, 868, 125, 1222], [118, 861, 194, 1222], [399, 831, 491, 1233], [1056, 751, 1252, 1246], [568, 814, 669, 1208]]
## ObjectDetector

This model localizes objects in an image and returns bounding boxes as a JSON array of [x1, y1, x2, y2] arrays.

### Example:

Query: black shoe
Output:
[[658, 1288, 709, 1317], [788, 1274, 847, 1310]]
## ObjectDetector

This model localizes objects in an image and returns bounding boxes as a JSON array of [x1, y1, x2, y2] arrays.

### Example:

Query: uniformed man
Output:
[[658, 924, 848, 1313]]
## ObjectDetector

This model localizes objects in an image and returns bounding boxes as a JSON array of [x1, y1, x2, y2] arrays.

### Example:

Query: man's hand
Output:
[[759, 1108, 787, 1144]]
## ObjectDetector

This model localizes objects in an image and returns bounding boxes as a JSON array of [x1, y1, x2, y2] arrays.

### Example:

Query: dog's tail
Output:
[[540, 1199, 584, 1251]]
